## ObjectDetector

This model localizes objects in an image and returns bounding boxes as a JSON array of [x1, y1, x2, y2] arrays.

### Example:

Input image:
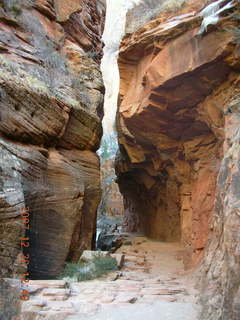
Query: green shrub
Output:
[[233, 16, 240, 44], [94, 256, 118, 273], [232, 2, 240, 44], [222, 4, 240, 45], [60, 256, 118, 282], [11, 5, 22, 15], [161, 0, 185, 13]]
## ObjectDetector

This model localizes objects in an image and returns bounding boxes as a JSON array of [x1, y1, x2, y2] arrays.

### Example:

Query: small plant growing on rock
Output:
[[233, 13, 240, 44], [94, 256, 118, 273], [224, 1, 240, 44], [60, 256, 118, 282], [11, 5, 22, 15], [161, 0, 186, 13]]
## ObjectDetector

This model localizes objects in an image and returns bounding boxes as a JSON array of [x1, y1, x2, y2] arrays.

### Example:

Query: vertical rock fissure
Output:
[[99, 0, 143, 158], [96, 0, 144, 246]]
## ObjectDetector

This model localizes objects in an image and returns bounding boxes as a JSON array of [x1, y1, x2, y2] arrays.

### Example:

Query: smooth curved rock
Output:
[[0, 0, 105, 279]]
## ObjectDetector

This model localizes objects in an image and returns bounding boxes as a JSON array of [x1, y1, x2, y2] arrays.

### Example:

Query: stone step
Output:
[[140, 288, 185, 295], [40, 288, 71, 301], [28, 280, 67, 288], [18, 238, 199, 319]]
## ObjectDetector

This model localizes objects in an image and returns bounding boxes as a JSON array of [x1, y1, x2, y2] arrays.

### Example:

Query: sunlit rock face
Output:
[[98, 158, 124, 218], [200, 78, 240, 319], [116, 1, 240, 317], [117, 0, 230, 261], [100, 0, 198, 156], [100, 0, 139, 158], [126, 0, 185, 33], [0, 0, 105, 279]]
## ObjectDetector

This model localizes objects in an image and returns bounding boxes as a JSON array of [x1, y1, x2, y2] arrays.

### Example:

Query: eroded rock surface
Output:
[[0, 0, 105, 279], [116, 1, 240, 318], [0, 278, 21, 319], [98, 159, 124, 217], [200, 76, 240, 320]]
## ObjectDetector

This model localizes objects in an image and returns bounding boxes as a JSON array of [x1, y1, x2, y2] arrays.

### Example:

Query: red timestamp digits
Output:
[[20, 237, 30, 247], [19, 254, 30, 266], [20, 207, 30, 229], [19, 207, 31, 301], [20, 290, 30, 301]]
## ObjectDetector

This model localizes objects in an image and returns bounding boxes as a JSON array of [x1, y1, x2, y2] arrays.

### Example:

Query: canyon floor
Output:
[[21, 236, 200, 319]]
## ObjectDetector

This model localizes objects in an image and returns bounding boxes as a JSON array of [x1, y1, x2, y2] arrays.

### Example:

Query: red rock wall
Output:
[[116, 1, 239, 270], [117, 1, 240, 317], [200, 75, 240, 319], [0, 0, 105, 279], [98, 159, 124, 218]]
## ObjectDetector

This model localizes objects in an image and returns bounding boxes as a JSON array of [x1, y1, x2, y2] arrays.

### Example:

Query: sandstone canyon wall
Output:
[[98, 158, 123, 218], [116, 0, 240, 318], [0, 0, 105, 279], [125, 0, 186, 34], [200, 78, 240, 319]]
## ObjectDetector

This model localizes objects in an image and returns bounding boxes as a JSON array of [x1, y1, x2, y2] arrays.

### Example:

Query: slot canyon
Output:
[[0, 0, 240, 319]]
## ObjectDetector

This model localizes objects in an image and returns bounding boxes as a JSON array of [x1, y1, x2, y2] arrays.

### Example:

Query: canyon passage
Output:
[[0, 0, 240, 320]]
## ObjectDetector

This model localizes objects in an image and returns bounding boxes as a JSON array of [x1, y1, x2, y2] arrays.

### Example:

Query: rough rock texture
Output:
[[125, 0, 185, 34], [125, 0, 210, 35], [0, 0, 105, 279], [98, 159, 124, 217], [200, 76, 240, 319], [0, 279, 21, 319], [116, 0, 239, 276], [96, 158, 124, 252], [116, 0, 240, 318]]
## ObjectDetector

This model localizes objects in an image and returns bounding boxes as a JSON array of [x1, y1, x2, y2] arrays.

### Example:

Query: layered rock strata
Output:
[[116, 0, 239, 268], [200, 76, 240, 319], [0, 0, 105, 279], [116, 1, 240, 318]]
